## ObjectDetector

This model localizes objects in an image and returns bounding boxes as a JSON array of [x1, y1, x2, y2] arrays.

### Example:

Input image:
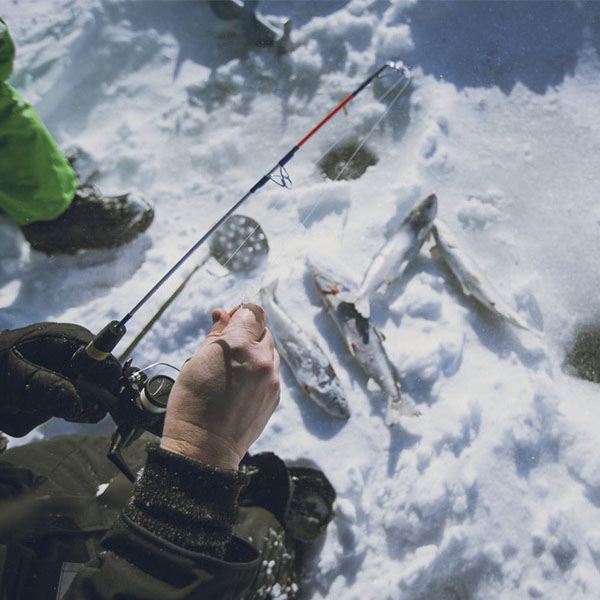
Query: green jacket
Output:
[[0, 433, 298, 599], [0, 17, 77, 225]]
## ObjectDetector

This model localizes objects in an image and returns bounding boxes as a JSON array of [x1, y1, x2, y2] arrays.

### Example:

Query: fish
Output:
[[311, 263, 420, 425], [339, 193, 438, 318], [259, 280, 351, 420], [431, 220, 537, 333]]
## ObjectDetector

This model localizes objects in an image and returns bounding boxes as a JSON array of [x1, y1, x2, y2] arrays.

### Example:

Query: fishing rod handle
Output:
[[70, 320, 127, 373]]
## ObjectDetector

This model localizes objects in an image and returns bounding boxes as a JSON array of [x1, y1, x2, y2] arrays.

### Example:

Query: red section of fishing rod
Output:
[[295, 62, 390, 149], [295, 94, 354, 149]]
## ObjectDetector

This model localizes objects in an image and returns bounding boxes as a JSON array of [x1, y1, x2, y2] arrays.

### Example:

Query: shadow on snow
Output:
[[405, 0, 589, 95]]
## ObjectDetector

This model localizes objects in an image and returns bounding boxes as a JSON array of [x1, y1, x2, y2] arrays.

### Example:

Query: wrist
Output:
[[161, 426, 241, 471]]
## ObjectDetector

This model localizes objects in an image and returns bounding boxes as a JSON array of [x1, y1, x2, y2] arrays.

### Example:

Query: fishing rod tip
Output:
[[385, 60, 412, 79]]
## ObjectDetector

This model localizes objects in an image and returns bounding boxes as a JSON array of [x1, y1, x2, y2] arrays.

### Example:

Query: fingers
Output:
[[6, 348, 82, 417], [228, 303, 267, 341], [261, 326, 275, 355], [212, 308, 232, 325], [206, 308, 232, 338], [18, 323, 94, 347], [272, 349, 281, 407]]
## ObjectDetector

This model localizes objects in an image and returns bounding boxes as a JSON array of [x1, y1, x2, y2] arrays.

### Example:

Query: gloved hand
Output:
[[0, 323, 122, 436]]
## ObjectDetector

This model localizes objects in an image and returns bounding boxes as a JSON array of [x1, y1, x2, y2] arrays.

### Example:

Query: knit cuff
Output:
[[123, 444, 249, 558]]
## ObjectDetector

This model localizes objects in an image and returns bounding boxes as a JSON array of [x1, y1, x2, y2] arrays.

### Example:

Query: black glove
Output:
[[0, 323, 122, 436]]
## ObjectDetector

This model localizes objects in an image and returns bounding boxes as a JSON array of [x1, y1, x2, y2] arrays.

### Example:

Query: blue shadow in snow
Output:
[[588, 3, 600, 59], [406, 0, 586, 94]]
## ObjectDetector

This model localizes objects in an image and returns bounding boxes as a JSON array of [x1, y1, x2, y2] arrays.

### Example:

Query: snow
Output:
[[3, 0, 600, 598]]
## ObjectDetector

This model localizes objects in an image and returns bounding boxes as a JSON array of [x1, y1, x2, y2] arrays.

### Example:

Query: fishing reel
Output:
[[70, 320, 177, 482], [106, 360, 178, 482]]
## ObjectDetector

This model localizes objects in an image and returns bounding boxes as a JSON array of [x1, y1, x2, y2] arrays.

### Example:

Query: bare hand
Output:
[[160, 303, 280, 470]]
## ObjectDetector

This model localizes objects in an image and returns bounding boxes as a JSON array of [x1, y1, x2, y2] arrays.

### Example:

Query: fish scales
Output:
[[311, 264, 420, 425], [260, 281, 350, 419], [341, 193, 438, 318]]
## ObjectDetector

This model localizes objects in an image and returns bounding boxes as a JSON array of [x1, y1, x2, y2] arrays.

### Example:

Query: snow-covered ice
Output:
[[3, 1, 600, 598]]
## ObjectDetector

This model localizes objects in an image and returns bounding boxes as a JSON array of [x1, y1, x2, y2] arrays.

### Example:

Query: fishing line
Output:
[[208, 68, 412, 290]]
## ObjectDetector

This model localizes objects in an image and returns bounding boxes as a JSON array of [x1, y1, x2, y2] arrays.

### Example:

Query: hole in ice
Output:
[[318, 140, 378, 181], [565, 323, 600, 383]]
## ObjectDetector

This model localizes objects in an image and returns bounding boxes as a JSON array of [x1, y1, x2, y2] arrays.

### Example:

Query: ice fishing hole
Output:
[[565, 323, 600, 383], [318, 140, 378, 181]]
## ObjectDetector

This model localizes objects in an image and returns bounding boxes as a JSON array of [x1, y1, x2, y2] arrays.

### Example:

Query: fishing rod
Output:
[[70, 60, 411, 480]]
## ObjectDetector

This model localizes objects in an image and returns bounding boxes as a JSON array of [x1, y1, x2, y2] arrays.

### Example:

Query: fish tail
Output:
[[507, 313, 543, 337], [337, 291, 371, 318], [385, 396, 420, 426], [258, 279, 279, 309], [354, 295, 371, 318]]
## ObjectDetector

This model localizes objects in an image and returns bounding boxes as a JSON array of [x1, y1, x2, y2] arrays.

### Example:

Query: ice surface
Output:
[[3, 0, 600, 598]]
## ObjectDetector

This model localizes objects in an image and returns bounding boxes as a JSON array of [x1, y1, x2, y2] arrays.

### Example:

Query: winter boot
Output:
[[239, 453, 336, 543], [21, 184, 154, 255], [237, 453, 335, 599], [285, 466, 336, 543]]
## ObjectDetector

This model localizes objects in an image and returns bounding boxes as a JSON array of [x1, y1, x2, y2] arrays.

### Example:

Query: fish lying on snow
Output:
[[339, 193, 438, 318], [259, 280, 350, 420], [312, 263, 420, 425], [431, 220, 537, 333]]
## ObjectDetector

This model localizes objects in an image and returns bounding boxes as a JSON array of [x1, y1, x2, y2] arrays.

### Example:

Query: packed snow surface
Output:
[[3, 1, 600, 598]]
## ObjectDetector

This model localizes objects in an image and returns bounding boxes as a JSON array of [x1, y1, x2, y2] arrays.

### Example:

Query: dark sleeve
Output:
[[65, 446, 260, 599]]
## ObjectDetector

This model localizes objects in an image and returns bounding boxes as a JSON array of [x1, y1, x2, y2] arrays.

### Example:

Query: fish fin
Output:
[[354, 295, 371, 318], [385, 396, 421, 426], [460, 282, 473, 297], [503, 311, 542, 336], [374, 328, 386, 342]]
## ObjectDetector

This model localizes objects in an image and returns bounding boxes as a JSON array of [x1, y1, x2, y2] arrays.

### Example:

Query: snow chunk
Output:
[[397, 544, 438, 591], [297, 181, 351, 227]]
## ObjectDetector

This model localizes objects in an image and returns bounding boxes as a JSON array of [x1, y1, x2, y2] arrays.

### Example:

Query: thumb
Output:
[[229, 303, 267, 341], [206, 308, 231, 338]]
